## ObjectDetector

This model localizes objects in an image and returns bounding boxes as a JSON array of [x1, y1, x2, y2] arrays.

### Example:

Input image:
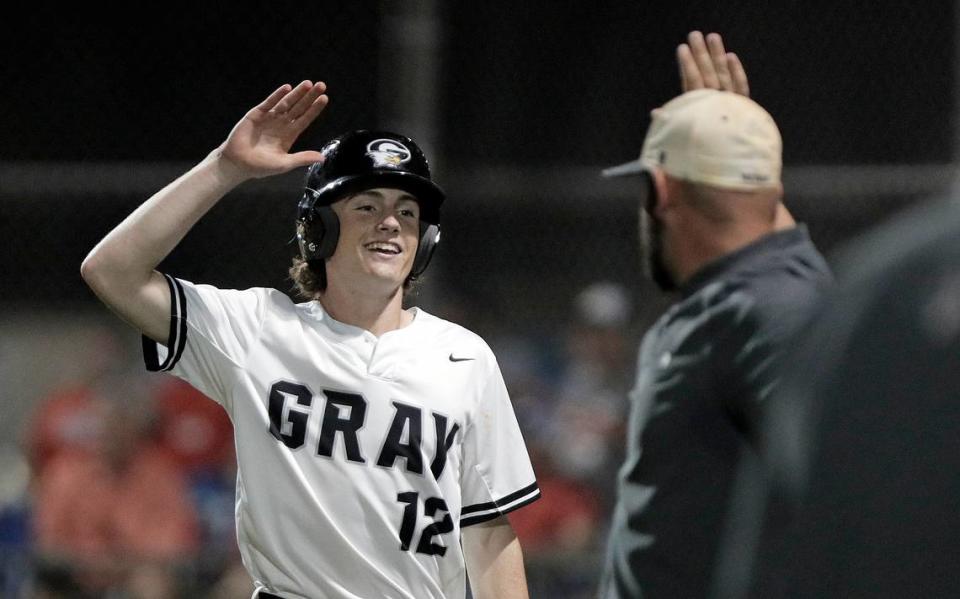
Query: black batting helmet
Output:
[[296, 130, 444, 278]]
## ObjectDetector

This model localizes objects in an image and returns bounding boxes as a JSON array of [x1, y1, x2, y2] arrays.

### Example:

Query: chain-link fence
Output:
[[2, 2, 957, 597]]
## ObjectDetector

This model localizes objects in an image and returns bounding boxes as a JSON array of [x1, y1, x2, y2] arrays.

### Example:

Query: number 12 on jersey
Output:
[[396, 492, 453, 556]]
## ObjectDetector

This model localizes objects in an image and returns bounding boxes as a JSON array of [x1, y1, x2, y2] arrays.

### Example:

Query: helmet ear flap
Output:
[[298, 190, 341, 261], [411, 222, 441, 278]]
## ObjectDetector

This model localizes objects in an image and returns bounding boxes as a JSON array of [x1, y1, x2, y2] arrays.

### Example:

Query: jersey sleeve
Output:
[[141, 274, 265, 408], [459, 358, 540, 528]]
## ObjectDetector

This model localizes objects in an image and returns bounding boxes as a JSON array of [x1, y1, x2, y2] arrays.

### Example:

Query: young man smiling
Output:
[[82, 80, 539, 599], [317, 188, 422, 329]]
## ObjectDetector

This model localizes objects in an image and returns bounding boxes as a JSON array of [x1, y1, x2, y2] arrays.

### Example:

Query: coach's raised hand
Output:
[[217, 81, 329, 181], [677, 31, 750, 96], [675, 32, 795, 229]]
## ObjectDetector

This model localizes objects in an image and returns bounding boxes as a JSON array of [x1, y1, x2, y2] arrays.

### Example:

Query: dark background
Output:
[[4, 3, 952, 163], [3, 2, 954, 330]]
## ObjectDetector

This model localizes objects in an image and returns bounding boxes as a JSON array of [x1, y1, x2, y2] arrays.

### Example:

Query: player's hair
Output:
[[288, 257, 420, 300], [289, 257, 327, 299]]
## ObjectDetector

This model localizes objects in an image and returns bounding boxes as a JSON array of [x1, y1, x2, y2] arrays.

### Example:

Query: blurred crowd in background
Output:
[[0, 280, 643, 598], [0, 326, 246, 597]]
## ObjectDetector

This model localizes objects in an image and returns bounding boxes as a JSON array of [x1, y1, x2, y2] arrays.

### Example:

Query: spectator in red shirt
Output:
[[32, 379, 199, 597], [24, 325, 125, 476], [152, 378, 235, 477]]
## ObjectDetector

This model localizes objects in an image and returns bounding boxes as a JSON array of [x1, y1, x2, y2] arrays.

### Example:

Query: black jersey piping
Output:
[[460, 481, 541, 527], [142, 275, 188, 372]]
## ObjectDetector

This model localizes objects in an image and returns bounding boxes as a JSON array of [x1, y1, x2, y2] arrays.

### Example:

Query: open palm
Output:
[[677, 32, 750, 97], [220, 80, 330, 179]]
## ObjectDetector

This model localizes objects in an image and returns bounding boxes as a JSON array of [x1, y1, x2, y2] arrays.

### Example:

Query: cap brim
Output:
[[601, 160, 647, 178]]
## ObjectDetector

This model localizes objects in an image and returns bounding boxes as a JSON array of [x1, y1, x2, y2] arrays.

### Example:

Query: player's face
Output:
[[326, 188, 421, 291]]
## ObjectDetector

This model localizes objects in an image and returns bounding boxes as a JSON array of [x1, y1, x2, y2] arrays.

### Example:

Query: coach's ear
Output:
[[649, 167, 673, 216]]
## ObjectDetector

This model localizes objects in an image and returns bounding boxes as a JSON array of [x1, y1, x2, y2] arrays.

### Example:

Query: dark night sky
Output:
[[2, 4, 382, 160], [3, 2, 954, 165], [1, 2, 954, 315]]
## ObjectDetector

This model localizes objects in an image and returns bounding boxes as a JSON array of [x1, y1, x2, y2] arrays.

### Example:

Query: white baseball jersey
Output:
[[142, 275, 540, 599]]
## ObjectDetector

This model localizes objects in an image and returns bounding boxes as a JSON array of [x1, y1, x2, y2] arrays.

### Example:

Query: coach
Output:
[[598, 32, 832, 598]]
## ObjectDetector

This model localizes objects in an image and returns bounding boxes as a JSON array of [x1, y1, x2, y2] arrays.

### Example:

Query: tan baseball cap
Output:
[[602, 89, 782, 191]]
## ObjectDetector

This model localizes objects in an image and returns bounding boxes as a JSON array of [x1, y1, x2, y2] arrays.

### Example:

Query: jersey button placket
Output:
[[365, 335, 389, 378]]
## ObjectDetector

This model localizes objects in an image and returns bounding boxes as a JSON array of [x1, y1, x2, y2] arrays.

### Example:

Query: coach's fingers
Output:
[[287, 81, 327, 120], [706, 33, 734, 91], [688, 31, 720, 89], [677, 43, 703, 91], [727, 53, 750, 97]]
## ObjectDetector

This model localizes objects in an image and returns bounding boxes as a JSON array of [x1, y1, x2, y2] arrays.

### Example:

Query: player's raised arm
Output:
[[80, 81, 328, 343]]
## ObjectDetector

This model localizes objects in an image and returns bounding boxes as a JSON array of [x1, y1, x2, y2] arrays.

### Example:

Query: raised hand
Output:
[[677, 31, 749, 97], [676, 32, 794, 226], [219, 80, 330, 180]]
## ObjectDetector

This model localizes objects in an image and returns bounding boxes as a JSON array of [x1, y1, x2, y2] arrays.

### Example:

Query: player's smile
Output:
[[358, 235, 411, 274], [364, 240, 402, 256]]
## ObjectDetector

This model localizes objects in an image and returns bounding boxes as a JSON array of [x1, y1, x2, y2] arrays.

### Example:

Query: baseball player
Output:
[[81, 80, 540, 599]]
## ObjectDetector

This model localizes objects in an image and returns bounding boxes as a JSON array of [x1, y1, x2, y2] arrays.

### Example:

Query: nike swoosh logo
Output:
[[449, 354, 475, 362]]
